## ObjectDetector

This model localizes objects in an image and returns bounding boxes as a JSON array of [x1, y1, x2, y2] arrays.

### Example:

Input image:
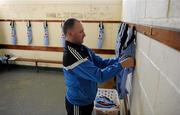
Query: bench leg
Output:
[[35, 61, 38, 72], [6, 60, 9, 70]]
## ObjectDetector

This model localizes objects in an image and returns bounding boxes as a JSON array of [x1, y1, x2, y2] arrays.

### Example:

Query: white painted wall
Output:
[[121, 0, 180, 115], [0, 0, 122, 67]]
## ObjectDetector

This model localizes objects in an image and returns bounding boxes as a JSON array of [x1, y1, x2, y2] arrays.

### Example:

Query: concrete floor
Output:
[[0, 66, 66, 115]]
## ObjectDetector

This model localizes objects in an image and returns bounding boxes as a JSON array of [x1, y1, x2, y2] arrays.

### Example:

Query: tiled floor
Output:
[[0, 67, 66, 115]]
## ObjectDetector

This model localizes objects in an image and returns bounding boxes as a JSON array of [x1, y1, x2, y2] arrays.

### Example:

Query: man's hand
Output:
[[120, 57, 135, 68]]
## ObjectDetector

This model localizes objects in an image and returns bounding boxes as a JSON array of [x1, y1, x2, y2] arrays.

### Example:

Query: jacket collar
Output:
[[65, 41, 83, 50]]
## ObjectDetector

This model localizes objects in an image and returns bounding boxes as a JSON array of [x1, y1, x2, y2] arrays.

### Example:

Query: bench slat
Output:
[[14, 57, 62, 64]]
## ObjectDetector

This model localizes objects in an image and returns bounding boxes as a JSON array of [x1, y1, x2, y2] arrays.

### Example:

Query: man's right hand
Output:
[[120, 57, 135, 68]]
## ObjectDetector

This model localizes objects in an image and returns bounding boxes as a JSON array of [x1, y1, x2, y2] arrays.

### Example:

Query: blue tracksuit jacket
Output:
[[63, 41, 123, 106]]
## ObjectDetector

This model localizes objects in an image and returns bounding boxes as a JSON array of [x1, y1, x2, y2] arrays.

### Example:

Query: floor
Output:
[[0, 66, 66, 115]]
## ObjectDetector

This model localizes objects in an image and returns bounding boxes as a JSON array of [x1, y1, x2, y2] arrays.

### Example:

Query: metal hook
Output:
[[143, 31, 146, 35], [99, 21, 104, 29], [27, 20, 31, 27], [10, 20, 14, 27], [44, 21, 48, 27], [61, 21, 64, 27], [150, 26, 153, 35]]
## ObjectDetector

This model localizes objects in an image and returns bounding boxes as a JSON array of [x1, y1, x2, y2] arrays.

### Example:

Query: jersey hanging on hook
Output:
[[10, 20, 17, 45], [97, 22, 104, 49], [27, 20, 32, 45], [60, 21, 66, 47], [115, 23, 128, 57], [43, 21, 49, 46], [116, 26, 136, 99]]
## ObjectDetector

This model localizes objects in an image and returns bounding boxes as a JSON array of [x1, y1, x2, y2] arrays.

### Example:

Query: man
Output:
[[63, 18, 135, 115]]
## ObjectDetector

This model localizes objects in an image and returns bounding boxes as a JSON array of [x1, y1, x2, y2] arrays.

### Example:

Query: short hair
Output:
[[63, 18, 79, 35]]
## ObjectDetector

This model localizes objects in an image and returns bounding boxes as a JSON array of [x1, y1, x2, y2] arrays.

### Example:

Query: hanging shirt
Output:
[[117, 42, 136, 98], [27, 21, 32, 45], [116, 27, 136, 99], [97, 22, 104, 49], [60, 22, 66, 47], [115, 23, 128, 57], [10, 21, 17, 45], [43, 21, 49, 46]]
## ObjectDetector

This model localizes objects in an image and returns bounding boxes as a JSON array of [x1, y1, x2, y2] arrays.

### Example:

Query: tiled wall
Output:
[[121, 0, 180, 114]]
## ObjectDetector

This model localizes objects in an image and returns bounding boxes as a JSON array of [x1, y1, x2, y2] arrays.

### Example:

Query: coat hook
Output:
[[150, 26, 153, 35], [44, 21, 48, 27], [27, 20, 31, 27], [61, 20, 64, 27], [99, 21, 104, 29], [143, 31, 146, 35], [10, 20, 15, 27]]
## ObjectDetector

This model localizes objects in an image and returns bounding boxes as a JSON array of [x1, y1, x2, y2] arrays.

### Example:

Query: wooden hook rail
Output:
[[0, 19, 179, 51], [0, 19, 121, 23], [123, 21, 180, 51]]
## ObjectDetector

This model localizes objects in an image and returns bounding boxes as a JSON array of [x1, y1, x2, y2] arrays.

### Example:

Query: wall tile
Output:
[[136, 33, 151, 56], [122, 0, 138, 23], [138, 52, 160, 109], [170, 0, 180, 18], [130, 75, 144, 115], [135, 0, 146, 19], [140, 84, 155, 115], [155, 73, 180, 115], [149, 38, 180, 89], [161, 44, 180, 89], [149, 39, 165, 70], [146, 0, 169, 18], [152, 18, 180, 29], [137, 19, 153, 26]]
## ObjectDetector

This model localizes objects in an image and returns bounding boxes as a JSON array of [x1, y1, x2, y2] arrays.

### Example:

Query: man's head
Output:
[[63, 18, 85, 45]]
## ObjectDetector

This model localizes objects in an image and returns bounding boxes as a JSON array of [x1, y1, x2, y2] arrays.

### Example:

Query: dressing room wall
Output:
[[0, 0, 122, 67]]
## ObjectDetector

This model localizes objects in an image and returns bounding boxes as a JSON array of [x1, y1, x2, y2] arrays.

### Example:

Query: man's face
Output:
[[69, 21, 86, 44]]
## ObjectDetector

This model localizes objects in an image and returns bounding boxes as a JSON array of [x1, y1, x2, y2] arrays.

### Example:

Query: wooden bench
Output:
[[1, 44, 115, 72], [8, 57, 63, 72]]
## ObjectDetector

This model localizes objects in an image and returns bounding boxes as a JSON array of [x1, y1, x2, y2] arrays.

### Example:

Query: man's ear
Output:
[[67, 30, 72, 37], [69, 30, 74, 37]]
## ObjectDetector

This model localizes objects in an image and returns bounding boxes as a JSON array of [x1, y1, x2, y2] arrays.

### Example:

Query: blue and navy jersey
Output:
[[63, 41, 123, 106]]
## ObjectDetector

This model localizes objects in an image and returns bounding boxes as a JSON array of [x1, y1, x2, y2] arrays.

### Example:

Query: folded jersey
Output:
[[95, 96, 116, 108]]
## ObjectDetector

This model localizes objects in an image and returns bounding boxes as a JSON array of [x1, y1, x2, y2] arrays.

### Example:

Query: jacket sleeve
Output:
[[90, 50, 119, 69], [65, 58, 123, 83]]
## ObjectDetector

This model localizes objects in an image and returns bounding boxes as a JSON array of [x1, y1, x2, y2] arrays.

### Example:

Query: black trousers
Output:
[[65, 97, 94, 115]]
